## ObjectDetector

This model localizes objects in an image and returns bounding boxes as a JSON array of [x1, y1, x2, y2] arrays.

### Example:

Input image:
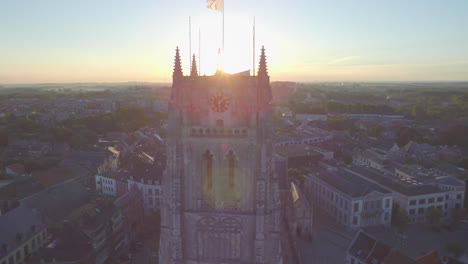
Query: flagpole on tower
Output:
[[189, 16, 192, 72], [222, 1, 225, 51], [199, 27, 201, 75], [253, 16, 255, 76]]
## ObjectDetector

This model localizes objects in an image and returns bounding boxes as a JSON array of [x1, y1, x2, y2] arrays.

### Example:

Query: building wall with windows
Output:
[[0, 229, 48, 264], [394, 191, 449, 223], [0, 206, 48, 264], [431, 177, 465, 212], [127, 176, 161, 215], [305, 169, 393, 230], [346, 165, 465, 224], [95, 175, 118, 196]]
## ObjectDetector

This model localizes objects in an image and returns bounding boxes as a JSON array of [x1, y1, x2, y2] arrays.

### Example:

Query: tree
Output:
[[288, 168, 307, 188], [451, 207, 468, 223], [342, 152, 353, 165], [445, 241, 465, 258], [457, 156, 468, 170], [412, 104, 426, 119], [396, 127, 423, 147], [391, 203, 408, 227], [367, 125, 383, 137], [426, 206, 442, 226]]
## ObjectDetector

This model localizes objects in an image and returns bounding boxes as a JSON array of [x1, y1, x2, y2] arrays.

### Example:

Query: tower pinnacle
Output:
[[173, 47, 183, 77], [191, 54, 198, 77], [257, 46, 268, 76]]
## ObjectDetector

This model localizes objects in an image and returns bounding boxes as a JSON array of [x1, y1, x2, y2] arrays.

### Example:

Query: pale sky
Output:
[[1, 0, 468, 84]]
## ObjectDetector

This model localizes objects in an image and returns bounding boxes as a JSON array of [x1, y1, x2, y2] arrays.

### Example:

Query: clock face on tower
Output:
[[209, 93, 230, 113]]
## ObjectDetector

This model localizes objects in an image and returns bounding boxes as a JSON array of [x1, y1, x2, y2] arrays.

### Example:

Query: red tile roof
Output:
[[415, 251, 443, 264], [6, 163, 27, 175]]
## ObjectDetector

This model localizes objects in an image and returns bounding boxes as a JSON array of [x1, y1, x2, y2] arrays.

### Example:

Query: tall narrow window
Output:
[[204, 150, 213, 190], [227, 150, 235, 187]]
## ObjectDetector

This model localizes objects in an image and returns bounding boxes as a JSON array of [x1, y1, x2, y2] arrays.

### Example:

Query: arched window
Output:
[[203, 150, 213, 190], [227, 150, 235, 187]]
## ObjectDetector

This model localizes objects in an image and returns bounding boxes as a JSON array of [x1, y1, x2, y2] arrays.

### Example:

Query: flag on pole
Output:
[[207, 0, 223, 12]]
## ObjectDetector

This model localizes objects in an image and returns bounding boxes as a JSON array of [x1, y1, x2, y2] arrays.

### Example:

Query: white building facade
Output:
[[127, 176, 161, 215], [95, 174, 118, 196], [306, 168, 393, 230]]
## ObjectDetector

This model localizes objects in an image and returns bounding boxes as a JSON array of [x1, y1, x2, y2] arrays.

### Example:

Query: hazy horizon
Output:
[[1, 0, 468, 83]]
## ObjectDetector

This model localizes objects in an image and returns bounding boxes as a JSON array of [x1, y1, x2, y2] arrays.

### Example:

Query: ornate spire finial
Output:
[[257, 46, 268, 76], [190, 54, 198, 77], [173, 46, 183, 77]]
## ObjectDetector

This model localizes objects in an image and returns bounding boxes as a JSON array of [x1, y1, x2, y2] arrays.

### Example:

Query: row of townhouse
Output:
[[347, 165, 465, 224], [1, 181, 90, 264], [0, 206, 48, 264], [127, 175, 162, 215], [304, 164, 393, 230], [95, 170, 162, 215]]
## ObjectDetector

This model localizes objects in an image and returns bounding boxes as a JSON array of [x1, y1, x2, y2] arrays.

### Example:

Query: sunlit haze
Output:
[[1, 0, 468, 84]]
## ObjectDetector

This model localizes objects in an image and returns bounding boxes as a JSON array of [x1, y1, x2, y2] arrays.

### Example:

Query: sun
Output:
[[195, 14, 254, 75]]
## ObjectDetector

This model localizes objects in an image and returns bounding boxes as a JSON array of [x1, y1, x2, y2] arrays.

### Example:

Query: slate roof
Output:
[[32, 167, 78, 187], [21, 181, 90, 225], [435, 163, 467, 178], [0, 177, 44, 201], [433, 176, 464, 187], [309, 167, 391, 198], [347, 165, 444, 196], [62, 151, 105, 167]]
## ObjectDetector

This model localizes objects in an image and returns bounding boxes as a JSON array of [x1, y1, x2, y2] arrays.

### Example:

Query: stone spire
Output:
[[257, 46, 268, 76], [190, 54, 198, 77], [173, 47, 183, 78]]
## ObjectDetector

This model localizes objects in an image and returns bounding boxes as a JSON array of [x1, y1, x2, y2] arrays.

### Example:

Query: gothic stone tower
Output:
[[159, 47, 283, 264]]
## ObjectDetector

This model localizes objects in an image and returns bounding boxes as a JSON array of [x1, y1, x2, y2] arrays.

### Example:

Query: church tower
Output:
[[159, 47, 283, 264]]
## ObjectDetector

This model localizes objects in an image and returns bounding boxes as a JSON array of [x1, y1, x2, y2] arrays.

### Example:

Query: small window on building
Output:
[[216, 119, 224, 127], [353, 216, 358, 225], [409, 209, 415, 215], [428, 198, 435, 203], [418, 208, 425, 214], [419, 199, 426, 204], [384, 212, 389, 221], [409, 200, 416, 206], [385, 199, 390, 208], [457, 194, 462, 200], [354, 203, 359, 212], [437, 197, 443, 202]]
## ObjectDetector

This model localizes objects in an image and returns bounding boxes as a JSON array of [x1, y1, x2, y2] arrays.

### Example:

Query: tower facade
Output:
[[159, 47, 283, 264]]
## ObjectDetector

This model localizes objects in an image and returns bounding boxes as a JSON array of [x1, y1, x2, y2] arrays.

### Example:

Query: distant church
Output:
[[159, 47, 284, 264]]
